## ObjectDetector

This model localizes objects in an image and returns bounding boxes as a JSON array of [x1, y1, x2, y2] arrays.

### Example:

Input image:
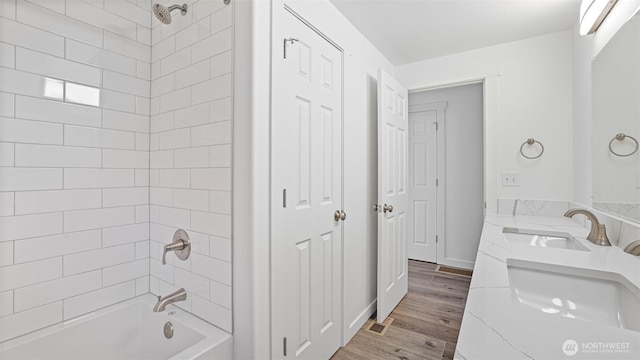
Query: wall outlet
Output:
[[502, 172, 520, 187]]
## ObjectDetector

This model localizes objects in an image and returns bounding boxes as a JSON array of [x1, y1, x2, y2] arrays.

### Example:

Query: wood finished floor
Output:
[[331, 260, 471, 360]]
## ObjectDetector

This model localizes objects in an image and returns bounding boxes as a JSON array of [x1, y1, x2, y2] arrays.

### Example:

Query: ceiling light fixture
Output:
[[579, 0, 619, 36]]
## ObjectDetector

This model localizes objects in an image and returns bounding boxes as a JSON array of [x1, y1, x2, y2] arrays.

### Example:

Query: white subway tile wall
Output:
[[1, 0, 233, 341], [149, 0, 232, 333], [0, 0, 153, 342]]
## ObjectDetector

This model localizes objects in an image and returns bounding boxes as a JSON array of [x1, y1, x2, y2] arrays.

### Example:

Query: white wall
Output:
[[572, 0, 640, 206], [396, 31, 575, 212], [149, 0, 233, 332], [232, 0, 395, 356], [0, 0, 151, 341], [232, 0, 272, 358]]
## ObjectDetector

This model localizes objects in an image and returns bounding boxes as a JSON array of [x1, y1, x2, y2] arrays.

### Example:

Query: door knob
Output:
[[383, 204, 393, 213], [373, 204, 379, 212], [334, 210, 347, 221]]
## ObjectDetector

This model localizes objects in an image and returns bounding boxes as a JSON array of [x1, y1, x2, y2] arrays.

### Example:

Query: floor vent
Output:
[[436, 265, 473, 277], [364, 317, 394, 336]]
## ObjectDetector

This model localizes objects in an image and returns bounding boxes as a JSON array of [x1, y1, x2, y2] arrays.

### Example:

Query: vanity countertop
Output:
[[455, 214, 640, 360]]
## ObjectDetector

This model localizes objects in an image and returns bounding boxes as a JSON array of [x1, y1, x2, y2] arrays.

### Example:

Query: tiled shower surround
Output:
[[148, 0, 232, 331], [0, 0, 233, 341]]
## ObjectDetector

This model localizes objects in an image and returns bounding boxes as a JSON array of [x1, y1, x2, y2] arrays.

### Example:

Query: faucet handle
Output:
[[162, 241, 186, 264], [162, 229, 191, 265]]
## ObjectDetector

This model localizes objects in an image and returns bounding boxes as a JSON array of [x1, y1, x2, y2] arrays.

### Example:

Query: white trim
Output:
[[409, 78, 485, 93], [344, 299, 376, 344]]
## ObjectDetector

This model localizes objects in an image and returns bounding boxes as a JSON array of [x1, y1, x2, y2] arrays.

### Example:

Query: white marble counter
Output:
[[455, 214, 640, 360]]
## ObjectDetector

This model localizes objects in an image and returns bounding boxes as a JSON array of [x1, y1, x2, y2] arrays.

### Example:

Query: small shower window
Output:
[[43, 78, 64, 101], [65, 82, 100, 107], [42, 77, 100, 107]]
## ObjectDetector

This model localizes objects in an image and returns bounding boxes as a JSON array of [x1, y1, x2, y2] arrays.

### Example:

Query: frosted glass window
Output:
[[65, 82, 100, 107], [43, 78, 64, 100]]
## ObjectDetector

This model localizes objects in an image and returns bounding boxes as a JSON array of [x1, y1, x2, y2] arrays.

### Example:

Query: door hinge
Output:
[[283, 337, 287, 356], [434, 122, 439, 131], [283, 189, 287, 208], [283, 38, 298, 59], [436, 178, 439, 187], [436, 235, 439, 243]]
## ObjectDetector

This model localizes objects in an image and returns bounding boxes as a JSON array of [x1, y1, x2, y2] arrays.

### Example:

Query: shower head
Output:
[[152, 3, 188, 25]]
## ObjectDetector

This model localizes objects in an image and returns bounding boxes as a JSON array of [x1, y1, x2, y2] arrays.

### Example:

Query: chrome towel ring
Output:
[[520, 138, 544, 159], [609, 133, 638, 157]]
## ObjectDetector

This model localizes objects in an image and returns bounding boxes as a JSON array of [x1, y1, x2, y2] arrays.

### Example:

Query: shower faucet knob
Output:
[[162, 229, 191, 265]]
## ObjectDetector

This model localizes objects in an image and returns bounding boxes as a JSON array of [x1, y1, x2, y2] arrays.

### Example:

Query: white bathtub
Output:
[[0, 295, 232, 359]]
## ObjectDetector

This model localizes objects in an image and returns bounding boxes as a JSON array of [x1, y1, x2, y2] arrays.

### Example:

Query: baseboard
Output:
[[442, 258, 475, 271], [342, 299, 376, 346]]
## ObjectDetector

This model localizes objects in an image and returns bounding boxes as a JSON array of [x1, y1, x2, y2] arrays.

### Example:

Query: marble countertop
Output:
[[455, 214, 640, 360]]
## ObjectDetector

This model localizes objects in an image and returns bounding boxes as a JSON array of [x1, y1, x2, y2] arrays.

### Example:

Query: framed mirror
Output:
[[591, 11, 640, 223]]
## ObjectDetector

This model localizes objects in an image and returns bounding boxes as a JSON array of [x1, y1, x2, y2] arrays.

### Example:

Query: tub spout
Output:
[[153, 288, 187, 312]]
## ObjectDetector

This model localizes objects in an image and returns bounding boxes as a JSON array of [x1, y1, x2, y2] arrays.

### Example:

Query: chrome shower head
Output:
[[152, 3, 188, 25]]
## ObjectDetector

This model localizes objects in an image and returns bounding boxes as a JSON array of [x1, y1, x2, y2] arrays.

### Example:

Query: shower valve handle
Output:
[[162, 241, 186, 265], [162, 229, 191, 265]]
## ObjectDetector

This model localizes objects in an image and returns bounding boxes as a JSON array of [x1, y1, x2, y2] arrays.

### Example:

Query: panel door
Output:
[[407, 103, 445, 262], [376, 68, 408, 323], [271, 8, 343, 360]]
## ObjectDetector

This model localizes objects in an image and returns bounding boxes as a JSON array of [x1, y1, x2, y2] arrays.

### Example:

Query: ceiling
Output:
[[328, 0, 581, 65]]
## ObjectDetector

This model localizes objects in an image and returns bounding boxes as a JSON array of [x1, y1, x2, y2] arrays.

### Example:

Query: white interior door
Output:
[[271, 7, 343, 360], [376, 69, 408, 323], [407, 103, 445, 262]]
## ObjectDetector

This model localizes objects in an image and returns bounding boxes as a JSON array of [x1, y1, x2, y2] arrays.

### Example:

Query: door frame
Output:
[[269, 3, 346, 357], [408, 78, 494, 267]]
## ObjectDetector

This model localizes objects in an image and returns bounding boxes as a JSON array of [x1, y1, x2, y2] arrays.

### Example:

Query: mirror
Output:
[[591, 12, 640, 223]]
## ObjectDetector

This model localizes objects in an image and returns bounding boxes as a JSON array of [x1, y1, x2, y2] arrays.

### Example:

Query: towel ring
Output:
[[609, 133, 638, 157], [520, 138, 544, 159]]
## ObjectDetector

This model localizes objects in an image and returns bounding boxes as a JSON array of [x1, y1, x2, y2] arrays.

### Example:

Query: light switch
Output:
[[502, 172, 520, 187]]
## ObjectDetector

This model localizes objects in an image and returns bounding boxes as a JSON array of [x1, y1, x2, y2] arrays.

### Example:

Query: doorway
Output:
[[407, 83, 484, 269]]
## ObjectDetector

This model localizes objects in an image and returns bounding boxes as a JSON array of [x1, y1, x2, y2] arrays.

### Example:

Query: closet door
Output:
[[271, 7, 343, 360], [407, 102, 445, 263]]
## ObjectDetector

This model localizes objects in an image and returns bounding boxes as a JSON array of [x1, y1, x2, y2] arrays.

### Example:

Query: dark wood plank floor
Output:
[[331, 260, 471, 360]]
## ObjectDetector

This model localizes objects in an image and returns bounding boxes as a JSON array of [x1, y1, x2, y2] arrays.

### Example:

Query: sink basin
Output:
[[502, 227, 589, 251], [507, 259, 640, 331]]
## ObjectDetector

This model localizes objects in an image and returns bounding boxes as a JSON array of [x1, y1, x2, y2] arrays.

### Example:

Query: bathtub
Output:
[[0, 295, 232, 359]]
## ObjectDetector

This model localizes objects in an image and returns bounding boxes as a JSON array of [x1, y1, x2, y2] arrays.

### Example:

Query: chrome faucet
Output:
[[564, 208, 611, 246], [153, 288, 187, 312]]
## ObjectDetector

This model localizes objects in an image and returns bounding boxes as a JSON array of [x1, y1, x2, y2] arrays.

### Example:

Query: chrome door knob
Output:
[[383, 204, 393, 213], [334, 210, 347, 221]]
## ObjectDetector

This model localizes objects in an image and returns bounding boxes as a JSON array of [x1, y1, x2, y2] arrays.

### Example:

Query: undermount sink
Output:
[[507, 259, 640, 332], [502, 227, 590, 251]]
